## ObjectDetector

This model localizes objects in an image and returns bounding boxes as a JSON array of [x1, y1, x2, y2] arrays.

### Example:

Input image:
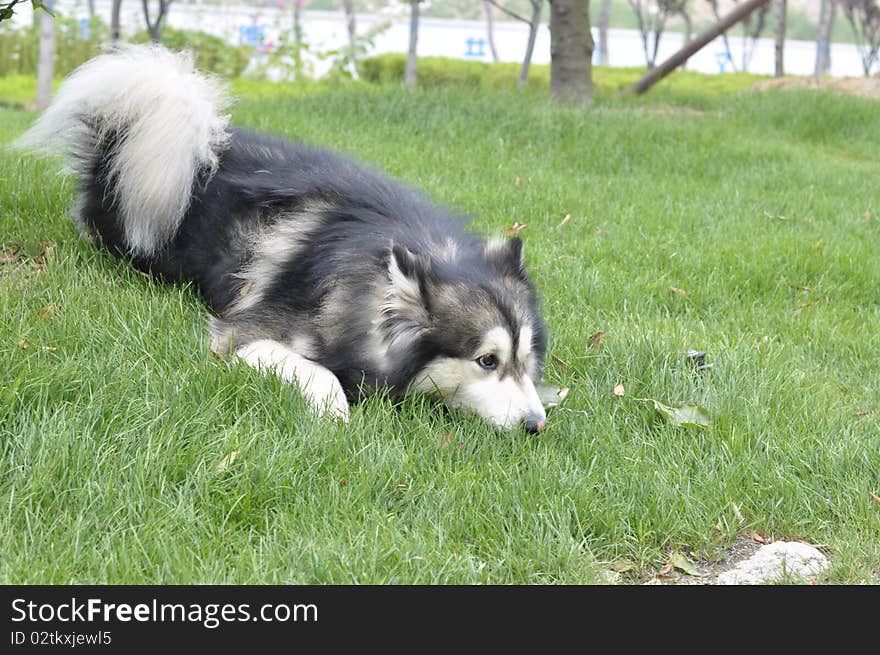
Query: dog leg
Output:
[[235, 339, 349, 422]]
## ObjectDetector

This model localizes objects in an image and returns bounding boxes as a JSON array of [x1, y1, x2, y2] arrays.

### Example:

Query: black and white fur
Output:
[[16, 45, 548, 432]]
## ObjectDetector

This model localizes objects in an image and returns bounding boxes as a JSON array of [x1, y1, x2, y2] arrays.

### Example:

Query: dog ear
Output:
[[484, 237, 526, 279], [382, 244, 432, 349]]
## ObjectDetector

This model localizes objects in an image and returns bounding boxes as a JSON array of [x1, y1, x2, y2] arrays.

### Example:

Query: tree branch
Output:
[[486, 0, 530, 24]]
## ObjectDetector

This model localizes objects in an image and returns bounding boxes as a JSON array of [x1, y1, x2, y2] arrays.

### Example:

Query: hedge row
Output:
[[359, 53, 551, 90], [0, 19, 251, 78]]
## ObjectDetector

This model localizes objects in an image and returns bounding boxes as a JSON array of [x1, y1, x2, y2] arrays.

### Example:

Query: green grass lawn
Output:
[[2, 75, 879, 584]]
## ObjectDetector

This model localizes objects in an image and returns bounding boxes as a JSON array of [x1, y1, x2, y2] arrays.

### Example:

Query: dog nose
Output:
[[522, 415, 546, 434]]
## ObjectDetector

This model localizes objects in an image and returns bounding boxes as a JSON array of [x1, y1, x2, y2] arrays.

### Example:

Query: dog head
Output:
[[382, 237, 548, 432]]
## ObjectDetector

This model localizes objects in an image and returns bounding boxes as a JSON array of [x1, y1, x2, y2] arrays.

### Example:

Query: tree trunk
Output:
[[36, 2, 55, 110], [548, 0, 593, 106], [518, 1, 543, 88], [293, 0, 304, 78], [627, 0, 771, 95], [773, 0, 786, 77], [598, 0, 611, 65], [142, 0, 171, 43], [111, 0, 123, 40], [342, 0, 358, 76], [87, 0, 95, 17], [483, 1, 499, 62], [679, 8, 692, 70], [405, 0, 420, 89], [815, 0, 836, 79]]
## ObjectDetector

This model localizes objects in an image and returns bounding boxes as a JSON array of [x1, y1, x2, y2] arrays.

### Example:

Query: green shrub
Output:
[[360, 53, 550, 90], [131, 28, 252, 78], [0, 15, 109, 78], [0, 19, 251, 80]]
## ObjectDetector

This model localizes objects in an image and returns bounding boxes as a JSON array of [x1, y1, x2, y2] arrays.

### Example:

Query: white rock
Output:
[[715, 541, 828, 585]]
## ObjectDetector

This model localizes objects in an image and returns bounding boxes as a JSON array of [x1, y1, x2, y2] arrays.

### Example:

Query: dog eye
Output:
[[476, 354, 498, 370]]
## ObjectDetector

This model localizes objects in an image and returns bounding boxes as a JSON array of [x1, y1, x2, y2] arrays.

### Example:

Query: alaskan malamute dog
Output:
[[17, 46, 548, 432]]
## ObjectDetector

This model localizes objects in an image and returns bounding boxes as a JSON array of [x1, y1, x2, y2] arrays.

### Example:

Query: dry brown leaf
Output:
[[340, 478, 348, 486], [589, 331, 604, 348], [503, 222, 528, 236], [36, 304, 61, 320], [748, 530, 766, 544], [239, 280, 254, 297], [657, 562, 674, 576], [514, 176, 521, 187], [594, 228, 606, 235], [612, 560, 636, 573], [731, 502, 745, 524], [437, 432, 454, 447], [669, 287, 687, 297], [215, 451, 240, 472], [870, 491, 880, 506], [613, 384, 625, 397], [556, 214, 571, 230], [865, 210, 872, 222], [550, 354, 569, 374], [855, 410, 871, 418]]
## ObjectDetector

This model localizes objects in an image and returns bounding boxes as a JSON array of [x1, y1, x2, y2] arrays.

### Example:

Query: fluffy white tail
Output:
[[15, 45, 231, 255]]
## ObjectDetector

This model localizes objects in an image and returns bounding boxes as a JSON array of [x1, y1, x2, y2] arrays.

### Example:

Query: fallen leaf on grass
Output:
[[555, 214, 571, 230], [589, 331, 604, 348], [747, 530, 766, 544], [41, 345, 58, 352], [549, 354, 569, 374], [36, 304, 61, 319], [731, 502, 745, 525], [649, 399, 712, 430], [18, 338, 30, 349], [594, 228, 606, 236], [669, 287, 687, 297], [613, 384, 625, 397], [514, 176, 521, 187], [340, 478, 347, 486], [758, 335, 770, 348], [870, 491, 880, 506], [864, 210, 872, 222], [503, 222, 527, 236], [657, 562, 674, 576], [612, 560, 636, 573], [536, 383, 569, 409], [215, 451, 240, 472], [669, 552, 702, 577]]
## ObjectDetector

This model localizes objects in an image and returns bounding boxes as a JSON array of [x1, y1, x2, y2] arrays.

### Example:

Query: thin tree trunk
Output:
[[548, 0, 593, 106], [111, 0, 123, 40], [342, 0, 358, 76], [679, 8, 692, 69], [815, 0, 836, 79], [142, 0, 171, 42], [773, 0, 786, 77], [405, 0, 420, 88], [36, 2, 55, 110], [627, 0, 771, 95], [483, 1, 499, 62], [518, 1, 543, 88], [293, 1, 304, 78], [598, 0, 611, 65], [87, 0, 95, 17]]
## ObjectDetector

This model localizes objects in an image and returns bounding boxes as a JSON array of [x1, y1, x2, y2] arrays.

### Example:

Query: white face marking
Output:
[[517, 325, 533, 364], [481, 326, 512, 364], [412, 324, 545, 430]]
